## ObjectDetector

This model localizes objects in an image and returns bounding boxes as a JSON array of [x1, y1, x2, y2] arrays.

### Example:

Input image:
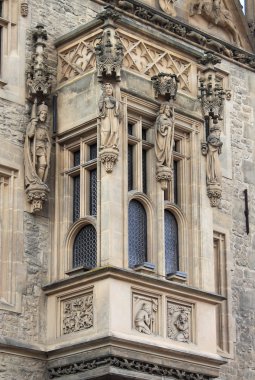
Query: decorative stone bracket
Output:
[[26, 183, 49, 213], [100, 146, 119, 173], [151, 72, 179, 101]]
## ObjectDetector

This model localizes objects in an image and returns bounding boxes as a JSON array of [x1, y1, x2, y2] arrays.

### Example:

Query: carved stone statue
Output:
[[189, 0, 241, 46], [159, 0, 177, 16], [174, 311, 189, 342], [99, 83, 120, 149], [25, 102, 51, 185], [25, 101, 51, 212], [206, 128, 222, 185], [155, 103, 174, 169], [134, 303, 152, 335]]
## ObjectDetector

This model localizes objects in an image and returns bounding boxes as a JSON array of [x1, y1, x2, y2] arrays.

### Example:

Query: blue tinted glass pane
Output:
[[89, 169, 97, 216], [73, 175, 80, 222], [73, 150, 80, 167], [128, 200, 147, 267], [90, 143, 97, 160], [128, 145, 133, 191], [73, 224, 97, 268], [165, 210, 179, 274]]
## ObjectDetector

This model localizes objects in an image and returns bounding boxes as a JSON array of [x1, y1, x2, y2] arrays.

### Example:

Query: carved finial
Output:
[[95, 7, 123, 82], [26, 24, 53, 101], [151, 73, 179, 100]]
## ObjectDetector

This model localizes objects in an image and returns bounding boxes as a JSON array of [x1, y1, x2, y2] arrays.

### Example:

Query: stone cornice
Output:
[[43, 266, 225, 304]]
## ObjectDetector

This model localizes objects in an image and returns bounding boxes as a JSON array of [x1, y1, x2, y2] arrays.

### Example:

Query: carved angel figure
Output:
[[25, 101, 51, 186], [206, 128, 222, 185], [135, 303, 152, 335], [155, 103, 174, 169], [99, 83, 120, 149]]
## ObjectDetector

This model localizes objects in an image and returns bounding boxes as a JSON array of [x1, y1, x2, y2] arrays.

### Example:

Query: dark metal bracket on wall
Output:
[[244, 189, 249, 234]]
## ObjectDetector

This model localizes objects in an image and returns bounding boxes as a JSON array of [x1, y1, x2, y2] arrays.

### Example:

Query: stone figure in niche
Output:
[[134, 303, 152, 335], [155, 102, 174, 170], [174, 311, 189, 342], [25, 101, 51, 187], [206, 127, 222, 185], [99, 83, 120, 150], [189, 0, 241, 45]]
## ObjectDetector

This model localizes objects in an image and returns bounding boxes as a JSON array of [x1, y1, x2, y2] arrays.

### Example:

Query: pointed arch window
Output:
[[73, 224, 97, 269], [164, 210, 179, 275], [128, 200, 147, 267]]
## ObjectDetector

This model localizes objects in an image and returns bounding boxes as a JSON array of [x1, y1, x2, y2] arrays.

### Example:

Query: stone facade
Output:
[[0, 0, 254, 379]]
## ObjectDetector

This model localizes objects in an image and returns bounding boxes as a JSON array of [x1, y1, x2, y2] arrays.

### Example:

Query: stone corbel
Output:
[[95, 6, 124, 82], [151, 73, 179, 101], [26, 183, 49, 213], [21, 0, 28, 17]]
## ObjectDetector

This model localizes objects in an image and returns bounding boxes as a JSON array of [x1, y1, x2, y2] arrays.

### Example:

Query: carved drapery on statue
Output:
[[99, 83, 120, 173], [151, 73, 178, 191], [95, 6, 124, 82], [25, 24, 53, 212], [189, 0, 242, 46], [155, 103, 175, 190], [199, 52, 227, 207]]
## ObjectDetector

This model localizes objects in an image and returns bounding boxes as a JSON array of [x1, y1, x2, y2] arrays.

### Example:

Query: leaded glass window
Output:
[[73, 224, 97, 268], [128, 200, 147, 267], [128, 144, 133, 191], [73, 175, 80, 222], [165, 210, 179, 275], [73, 150, 80, 167], [142, 149, 147, 194], [90, 169, 97, 216], [89, 143, 97, 160]]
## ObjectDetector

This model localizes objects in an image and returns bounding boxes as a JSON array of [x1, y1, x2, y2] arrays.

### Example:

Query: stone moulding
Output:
[[48, 355, 211, 379], [99, 0, 255, 69]]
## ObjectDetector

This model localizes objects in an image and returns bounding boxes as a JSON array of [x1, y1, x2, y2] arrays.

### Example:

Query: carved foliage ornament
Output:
[[21, 0, 28, 16], [62, 294, 93, 335], [48, 356, 210, 379], [151, 73, 179, 100], [95, 6, 124, 81]]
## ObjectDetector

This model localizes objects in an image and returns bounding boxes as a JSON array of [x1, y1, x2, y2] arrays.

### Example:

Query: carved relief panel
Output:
[[167, 300, 192, 343], [133, 292, 160, 335], [59, 291, 93, 336]]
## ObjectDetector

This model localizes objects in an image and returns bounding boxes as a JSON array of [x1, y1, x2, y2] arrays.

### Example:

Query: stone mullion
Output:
[[123, 97, 129, 268]]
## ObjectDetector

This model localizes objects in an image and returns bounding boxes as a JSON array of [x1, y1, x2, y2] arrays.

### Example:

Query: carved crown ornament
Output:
[[151, 73, 179, 101], [95, 6, 124, 82], [25, 24, 53, 213]]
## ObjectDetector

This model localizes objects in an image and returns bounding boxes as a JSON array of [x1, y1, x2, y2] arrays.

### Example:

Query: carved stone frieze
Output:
[[21, 0, 28, 16], [48, 355, 210, 379], [151, 73, 179, 100], [26, 24, 53, 101], [167, 301, 192, 343], [189, 0, 242, 46], [62, 293, 93, 335], [95, 6, 124, 81], [133, 293, 159, 335], [155, 102, 175, 190]]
